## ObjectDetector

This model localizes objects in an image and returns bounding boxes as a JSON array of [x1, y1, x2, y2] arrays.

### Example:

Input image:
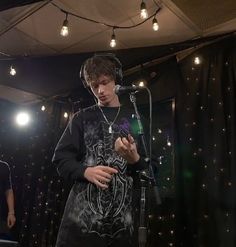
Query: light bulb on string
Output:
[[139, 81, 145, 87], [64, 112, 68, 118], [194, 56, 201, 65], [136, 64, 148, 87], [167, 136, 171, 146], [41, 105, 46, 111], [152, 17, 159, 31], [110, 28, 116, 48], [10, 66, 16, 76], [140, 1, 148, 19], [60, 13, 69, 37]]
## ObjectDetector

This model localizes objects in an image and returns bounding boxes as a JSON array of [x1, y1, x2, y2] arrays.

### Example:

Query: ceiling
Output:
[[0, 0, 235, 57], [0, 0, 235, 104]]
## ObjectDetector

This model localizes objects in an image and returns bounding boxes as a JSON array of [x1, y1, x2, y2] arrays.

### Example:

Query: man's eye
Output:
[[92, 84, 98, 89], [103, 80, 110, 85]]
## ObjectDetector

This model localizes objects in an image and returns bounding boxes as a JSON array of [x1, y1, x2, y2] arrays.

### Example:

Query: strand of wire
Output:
[[51, 2, 161, 30]]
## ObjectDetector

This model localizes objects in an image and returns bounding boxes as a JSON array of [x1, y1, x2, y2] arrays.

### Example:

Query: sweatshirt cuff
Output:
[[127, 157, 148, 173], [70, 164, 88, 182]]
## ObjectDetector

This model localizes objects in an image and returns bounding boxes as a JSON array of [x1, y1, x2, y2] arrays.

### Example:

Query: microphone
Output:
[[114, 84, 145, 95]]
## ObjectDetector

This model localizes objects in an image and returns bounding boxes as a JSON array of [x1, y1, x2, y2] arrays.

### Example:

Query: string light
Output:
[[60, 13, 69, 37], [64, 112, 68, 118], [51, 2, 161, 48], [152, 17, 159, 31], [110, 28, 116, 48], [140, 1, 148, 19], [194, 56, 201, 65], [10, 66, 16, 76], [167, 136, 171, 146], [138, 81, 145, 87], [41, 105, 46, 111]]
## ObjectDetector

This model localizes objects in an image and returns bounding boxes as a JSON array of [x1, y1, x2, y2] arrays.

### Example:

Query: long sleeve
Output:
[[0, 161, 12, 191], [52, 112, 87, 182]]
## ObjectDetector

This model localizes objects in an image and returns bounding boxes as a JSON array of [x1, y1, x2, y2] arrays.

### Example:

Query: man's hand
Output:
[[84, 166, 118, 189], [115, 134, 140, 164], [7, 213, 16, 228]]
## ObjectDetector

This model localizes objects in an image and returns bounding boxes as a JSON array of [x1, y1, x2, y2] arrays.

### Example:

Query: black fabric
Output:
[[52, 231, 135, 247], [52, 104, 147, 246], [0, 161, 12, 193], [175, 35, 236, 247], [53, 105, 147, 181], [0, 160, 12, 218], [0, 0, 43, 11]]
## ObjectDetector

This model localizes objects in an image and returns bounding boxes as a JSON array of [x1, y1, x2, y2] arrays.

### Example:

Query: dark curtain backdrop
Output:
[[176, 36, 236, 246], [0, 101, 72, 246], [0, 35, 235, 247]]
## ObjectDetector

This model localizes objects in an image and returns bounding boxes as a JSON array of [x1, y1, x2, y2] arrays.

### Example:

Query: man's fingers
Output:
[[96, 174, 111, 183], [97, 170, 112, 179], [96, 180, 108, 189], [100, 166, 118, 174], [7, 220, 13, 228], [121, 137, 129, 146], [128, 134, 135, 144]]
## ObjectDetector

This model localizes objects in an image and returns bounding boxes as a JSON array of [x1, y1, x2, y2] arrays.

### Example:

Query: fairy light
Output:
[[110, 29, 116, 48], [64, 112, 68, 118], [152, 17, 159, 31], [194, 56, 201, 65], [60, 13, 69, 37], [10, 66, 16, 76], [140, 1, 148, 19], [52, 2, 161, 48]]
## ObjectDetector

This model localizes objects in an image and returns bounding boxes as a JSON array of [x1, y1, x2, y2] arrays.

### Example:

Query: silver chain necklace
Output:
[[97, 105, 121, 134]]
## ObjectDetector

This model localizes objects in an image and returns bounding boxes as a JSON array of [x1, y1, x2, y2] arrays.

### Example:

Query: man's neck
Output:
[[98, 97, 120, 107]]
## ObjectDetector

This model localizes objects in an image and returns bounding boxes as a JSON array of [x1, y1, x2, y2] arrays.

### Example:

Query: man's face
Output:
[[89, 74, 118, 107]]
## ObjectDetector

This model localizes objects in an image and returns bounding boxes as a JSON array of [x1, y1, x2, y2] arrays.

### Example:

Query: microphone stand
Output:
[[129, 92, 161, 247]]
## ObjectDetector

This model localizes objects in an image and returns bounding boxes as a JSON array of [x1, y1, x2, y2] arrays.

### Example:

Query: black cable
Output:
[[51, 2, 161, 30]]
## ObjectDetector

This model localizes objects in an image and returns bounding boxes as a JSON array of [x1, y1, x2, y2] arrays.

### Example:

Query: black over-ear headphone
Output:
[[79, 53, 123, 90]]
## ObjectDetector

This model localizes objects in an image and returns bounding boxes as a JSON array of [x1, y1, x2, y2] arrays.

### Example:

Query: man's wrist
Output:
[[128, 154, 140, 164], [8, 211, 15, 215]]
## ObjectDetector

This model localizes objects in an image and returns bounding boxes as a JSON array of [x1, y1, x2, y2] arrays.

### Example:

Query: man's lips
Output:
[[99, 96, 107, 101]]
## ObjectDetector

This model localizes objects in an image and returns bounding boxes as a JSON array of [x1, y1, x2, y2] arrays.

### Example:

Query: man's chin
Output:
[[98, 99, 109, 106]]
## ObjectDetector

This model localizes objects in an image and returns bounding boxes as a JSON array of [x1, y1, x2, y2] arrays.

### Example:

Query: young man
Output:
[[0, 160, 16, 237], [52, 54, 147, 247]]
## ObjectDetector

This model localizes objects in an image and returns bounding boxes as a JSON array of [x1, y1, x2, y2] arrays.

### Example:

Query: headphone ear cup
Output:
[[79, 62, 93, 95], [79, 63, 85, 87], [115, 66, 123, 85]]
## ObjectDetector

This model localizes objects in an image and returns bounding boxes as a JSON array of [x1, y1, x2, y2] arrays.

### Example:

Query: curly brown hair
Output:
[[82, 55, 118, 87]]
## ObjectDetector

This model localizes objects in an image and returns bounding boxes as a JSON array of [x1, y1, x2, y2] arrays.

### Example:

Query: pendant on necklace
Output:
[[108, 125, 112, 134]]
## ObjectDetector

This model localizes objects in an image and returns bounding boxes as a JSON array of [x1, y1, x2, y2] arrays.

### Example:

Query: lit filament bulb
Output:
[[140, 1, 148, 19]]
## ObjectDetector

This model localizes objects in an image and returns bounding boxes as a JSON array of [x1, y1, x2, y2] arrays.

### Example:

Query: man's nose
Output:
[[98, 85, 104, 94]]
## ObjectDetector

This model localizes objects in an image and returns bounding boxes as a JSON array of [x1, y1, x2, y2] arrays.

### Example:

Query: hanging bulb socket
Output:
[[10, 66, 16, 76], [110, 29, 116, 48], [60, 13, 69, 37], [152, 17, 159, 31], [140, 1, 148, 19]]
